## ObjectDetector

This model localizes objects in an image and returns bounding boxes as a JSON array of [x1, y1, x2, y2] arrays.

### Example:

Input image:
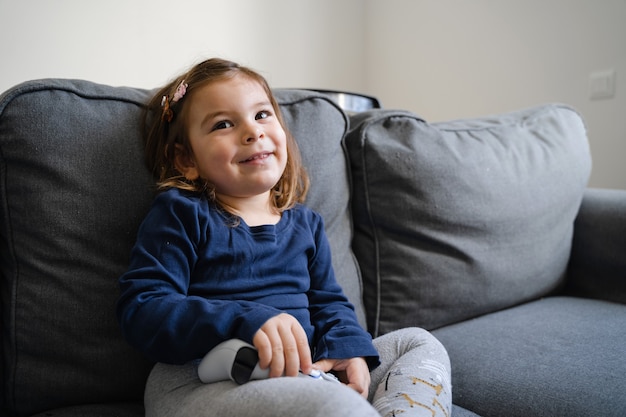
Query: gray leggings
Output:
[[145, 327, 451, 417]]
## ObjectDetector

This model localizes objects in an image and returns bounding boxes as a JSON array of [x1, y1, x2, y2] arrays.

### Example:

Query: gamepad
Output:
[[197, 339, 340, 385], [197, 339, 268, 384]]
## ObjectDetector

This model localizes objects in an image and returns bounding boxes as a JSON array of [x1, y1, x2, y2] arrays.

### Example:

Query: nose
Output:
[[243, 124, 264, 144]]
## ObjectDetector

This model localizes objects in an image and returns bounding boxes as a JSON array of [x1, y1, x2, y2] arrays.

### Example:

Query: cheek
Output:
[[273, 128, 288, 153], [192, 143, 233, 175], [207, 143, 233, 161]]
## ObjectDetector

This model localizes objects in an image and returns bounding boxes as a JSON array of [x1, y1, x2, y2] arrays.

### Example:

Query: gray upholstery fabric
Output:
[[345, 105, 592, 336], [566, 188, 626, 303], [0, 80, 362, 416], [451, 405, 481, 417], [432, 297, 626, 417], [0, 80, 155, 416], [274, 90, 366, 326]]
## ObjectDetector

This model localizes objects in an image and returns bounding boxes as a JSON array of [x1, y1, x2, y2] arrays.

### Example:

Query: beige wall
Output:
[[0, 0, 366, 92], [1, 0, 624, 189], [365, 0, 626, 189]]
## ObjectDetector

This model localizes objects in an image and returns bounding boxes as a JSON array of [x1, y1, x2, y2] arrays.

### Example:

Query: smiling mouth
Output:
[[240, 152, 273, 163]]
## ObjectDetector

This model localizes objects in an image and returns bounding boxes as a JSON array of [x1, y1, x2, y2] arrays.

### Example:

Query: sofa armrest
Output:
[[565, 188, 626, 304]]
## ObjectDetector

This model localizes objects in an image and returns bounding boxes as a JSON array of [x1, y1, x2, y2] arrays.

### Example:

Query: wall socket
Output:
[[589, 69, 616, 100]]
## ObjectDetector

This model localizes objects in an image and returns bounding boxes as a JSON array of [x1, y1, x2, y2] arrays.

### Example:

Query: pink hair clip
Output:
[[172, 80, 188, 103], [161, 80, 188, 122]]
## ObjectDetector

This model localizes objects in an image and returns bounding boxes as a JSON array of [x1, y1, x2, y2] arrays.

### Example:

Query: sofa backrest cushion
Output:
[[0, 79, 360, 415], [345, 104, 591, 336], [275, 90, 365, 326]]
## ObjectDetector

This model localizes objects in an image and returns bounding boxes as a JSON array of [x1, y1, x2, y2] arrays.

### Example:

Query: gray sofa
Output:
[[1, 79, 624, 417]]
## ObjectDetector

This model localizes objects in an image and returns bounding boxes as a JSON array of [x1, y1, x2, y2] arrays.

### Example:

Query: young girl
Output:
[[117, 58, 451, 417]]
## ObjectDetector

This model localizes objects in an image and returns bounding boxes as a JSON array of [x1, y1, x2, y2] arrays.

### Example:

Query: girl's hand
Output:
[[314, 357, 370, 398], [253, 313, 312, 378]]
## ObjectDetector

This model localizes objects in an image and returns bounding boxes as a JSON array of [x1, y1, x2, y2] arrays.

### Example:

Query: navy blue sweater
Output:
[[117, 188, 379, 368]]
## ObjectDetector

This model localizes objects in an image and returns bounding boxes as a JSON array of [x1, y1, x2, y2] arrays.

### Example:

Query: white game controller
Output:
[[197, 339, 341, 385]]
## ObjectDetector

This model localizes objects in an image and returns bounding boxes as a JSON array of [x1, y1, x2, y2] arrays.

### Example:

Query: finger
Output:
[[252, 331, 272, 370], [312, 358, 336, 373], [280, 330, 300, 377], [347, 381, 369, 398], [345, 363, 370, 398], [265, 327, 285, 378], [293, 324, 312, 374], [277, 318, 308, 377], [343, 368, 368, 397]]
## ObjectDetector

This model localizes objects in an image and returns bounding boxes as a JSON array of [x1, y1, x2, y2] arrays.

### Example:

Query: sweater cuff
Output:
[[236, 306, 283, 344], [314, 328, 381, 370]]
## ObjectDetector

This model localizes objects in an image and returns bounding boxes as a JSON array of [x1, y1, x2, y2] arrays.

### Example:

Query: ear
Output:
[[174, 144, 200, 181]]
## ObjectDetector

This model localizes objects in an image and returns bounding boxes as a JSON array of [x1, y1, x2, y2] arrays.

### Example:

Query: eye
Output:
[[212, 120, 233, 131], [255, 110, 270, 120]]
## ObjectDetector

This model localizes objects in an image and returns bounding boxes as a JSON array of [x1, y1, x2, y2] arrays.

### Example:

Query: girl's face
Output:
[[180, 75, 288, 205]]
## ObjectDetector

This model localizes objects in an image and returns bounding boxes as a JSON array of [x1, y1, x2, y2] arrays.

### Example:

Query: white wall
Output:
[[0, 0, 366, 92], [1, 0, 624, 189], [365, 0, 626, 189]]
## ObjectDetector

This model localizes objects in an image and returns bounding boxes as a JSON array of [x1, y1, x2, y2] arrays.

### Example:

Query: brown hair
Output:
[[142, 58, 309, 214]]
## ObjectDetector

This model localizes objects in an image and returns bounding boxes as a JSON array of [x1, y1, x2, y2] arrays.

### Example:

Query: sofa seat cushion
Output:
[[345, 104, 591, 335], [432, 296, 626, 417]]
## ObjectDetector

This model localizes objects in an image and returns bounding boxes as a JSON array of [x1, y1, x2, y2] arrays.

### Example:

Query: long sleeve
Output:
[[306, 216, 380, 369], [116, 190, 281, 364]]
